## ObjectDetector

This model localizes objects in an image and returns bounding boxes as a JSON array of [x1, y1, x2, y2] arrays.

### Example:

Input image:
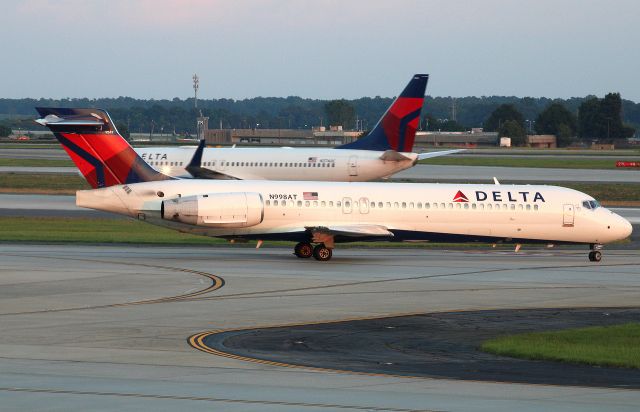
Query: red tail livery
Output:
[[36, 107, 171, 189], [338, 74, 428, 152]]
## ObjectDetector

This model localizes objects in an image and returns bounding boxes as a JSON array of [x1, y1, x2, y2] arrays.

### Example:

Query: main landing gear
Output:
[[588, 244, 602, 262], [294, 242, 333, 261]]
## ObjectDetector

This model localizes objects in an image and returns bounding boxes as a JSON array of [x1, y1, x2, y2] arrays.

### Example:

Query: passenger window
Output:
[[337, 201, 341, 207], [448, 203, 453, 209], [370, 202, 375, 208], [305, 201, 310, 207], [417, 203, 422, 209], [487, 204, 492, 210], [321, 201, 326, 207], [329, 201, 334, 207], [479, 204, 484, 210], [378, 202, 383, 208], [409, 202, 414, 209], [386, 202, 391, 208], [456, 203, 461, 209], [526, 204, 531, 210], [518, 204, 523, 210], [266, 200, 270, 206], [432, 203, 437, 209], [510, 204, 515, 210], [345, 201, 351, 207], [297, 201, 302, 207], [464, 203, 469, 209], [402, 202, 406, 209], [313, 201, 318, 207], [534, 204, 539, 211], [273, 200, 278, 206], [394, 202, 399, 208], [472, 204, 476, 209]]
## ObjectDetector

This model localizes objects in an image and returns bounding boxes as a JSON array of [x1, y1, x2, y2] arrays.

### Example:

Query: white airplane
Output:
[[36, 107, 632, 262], [134, 74, 461, 181]]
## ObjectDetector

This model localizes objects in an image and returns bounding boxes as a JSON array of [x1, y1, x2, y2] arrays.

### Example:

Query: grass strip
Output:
[[481, 323, 640, 369], [0, 158, 73, 167], [0, 216, 499, 248], [420, 156, 628, 169], [0, 173, 89, 193]]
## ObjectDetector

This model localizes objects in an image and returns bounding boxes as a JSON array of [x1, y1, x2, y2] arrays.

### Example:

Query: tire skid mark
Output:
[[0, 253, 224, 316]]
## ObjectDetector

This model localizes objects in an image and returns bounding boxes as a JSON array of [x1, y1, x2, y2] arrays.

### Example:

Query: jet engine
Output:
[[161, 192, 263, 228]]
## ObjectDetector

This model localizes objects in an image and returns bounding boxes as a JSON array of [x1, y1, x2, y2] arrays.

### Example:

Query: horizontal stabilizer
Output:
[[379, 150, 413, 162], [417, 149, 464, 161]]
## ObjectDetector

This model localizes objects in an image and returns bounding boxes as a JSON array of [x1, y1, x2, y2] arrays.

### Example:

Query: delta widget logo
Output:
[[453, 190, 469, 203]]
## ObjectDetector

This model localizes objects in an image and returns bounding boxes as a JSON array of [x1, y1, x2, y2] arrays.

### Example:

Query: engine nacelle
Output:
[[161, 192, 264, 228]]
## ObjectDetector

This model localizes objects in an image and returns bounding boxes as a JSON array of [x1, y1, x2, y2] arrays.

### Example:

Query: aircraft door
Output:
[[563, 204, 575, 227], [348, 156, 358, 176], [359, 197, 369, 214], [342, 197, 352, 214]]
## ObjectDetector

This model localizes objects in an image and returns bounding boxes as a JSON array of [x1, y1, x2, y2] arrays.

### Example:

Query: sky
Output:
[[1, 0, 639, 101]]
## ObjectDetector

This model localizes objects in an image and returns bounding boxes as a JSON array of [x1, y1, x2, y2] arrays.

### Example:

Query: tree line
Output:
[[0, 94, 637, 144]]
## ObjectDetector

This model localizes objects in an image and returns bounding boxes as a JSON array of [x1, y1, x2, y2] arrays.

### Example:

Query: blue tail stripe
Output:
[[54, 132, 106, 188], [397, 108, 422, 152]]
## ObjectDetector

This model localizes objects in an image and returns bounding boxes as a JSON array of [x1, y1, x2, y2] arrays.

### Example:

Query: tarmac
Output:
[[1, 164, 640, 182], [1, 244, 639, 411]]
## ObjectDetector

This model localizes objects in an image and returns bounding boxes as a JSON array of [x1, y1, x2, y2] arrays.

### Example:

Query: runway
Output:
[[1, 244, 639, 411]]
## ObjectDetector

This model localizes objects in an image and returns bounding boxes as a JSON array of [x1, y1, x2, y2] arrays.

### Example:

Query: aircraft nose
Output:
[[610, 212, 633, 241]]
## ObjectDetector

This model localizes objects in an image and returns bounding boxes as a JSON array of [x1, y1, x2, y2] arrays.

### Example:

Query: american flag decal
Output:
[[303, 192, 318, 200], [308, 157, 317, 163]]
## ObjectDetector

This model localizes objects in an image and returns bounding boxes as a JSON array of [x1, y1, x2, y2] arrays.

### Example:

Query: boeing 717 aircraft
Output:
[[134, 74, 460, 181], [36, 107, 632, 262]]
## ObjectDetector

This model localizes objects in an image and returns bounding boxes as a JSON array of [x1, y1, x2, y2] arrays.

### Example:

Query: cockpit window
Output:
[[583, 200, 600, 210]]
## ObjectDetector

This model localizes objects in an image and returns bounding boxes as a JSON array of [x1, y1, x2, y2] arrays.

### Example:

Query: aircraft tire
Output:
[[589, 251, 602, 262], [313, 245, 332, 261], [294, 242, 313, 258]]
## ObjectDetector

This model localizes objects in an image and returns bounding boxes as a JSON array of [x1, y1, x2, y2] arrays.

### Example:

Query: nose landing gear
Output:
[[588, 244, 602, 262]]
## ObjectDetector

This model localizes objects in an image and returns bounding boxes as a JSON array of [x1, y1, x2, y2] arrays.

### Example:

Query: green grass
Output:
[[0, 173, 89, 193], [0, 217, 227, 244], [0, 158, 73, 167], [0, 216, 499, 248], [420, 156, 627, 169], [481, 323, 640, 369]]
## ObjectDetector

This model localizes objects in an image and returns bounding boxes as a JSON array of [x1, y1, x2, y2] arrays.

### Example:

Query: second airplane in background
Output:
[[135, 74, 461, 181]]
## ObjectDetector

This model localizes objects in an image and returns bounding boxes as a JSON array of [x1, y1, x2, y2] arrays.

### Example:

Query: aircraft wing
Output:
[[185, 139, 240, 180], [306, 224, 394, 238], [416, 149, 464, 160]]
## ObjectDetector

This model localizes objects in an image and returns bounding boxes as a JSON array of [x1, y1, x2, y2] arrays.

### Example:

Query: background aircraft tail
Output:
[[337, 74, 428, 152], [36, 107, 172, 189]]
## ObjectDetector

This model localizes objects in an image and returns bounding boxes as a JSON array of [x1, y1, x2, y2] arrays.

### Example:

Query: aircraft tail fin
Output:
[[185, 139, 205, 177], [35, 107, 173, 189], [337, 74, 428, 152]]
